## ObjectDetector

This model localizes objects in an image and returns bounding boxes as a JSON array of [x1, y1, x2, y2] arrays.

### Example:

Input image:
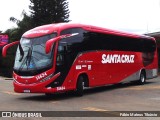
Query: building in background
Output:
[[0, 34, 8, 49]]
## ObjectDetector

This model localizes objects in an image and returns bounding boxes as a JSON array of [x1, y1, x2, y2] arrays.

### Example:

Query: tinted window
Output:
[[82, 32, 156, 52], [60, 28, 84, 44], [60, 29, 156, 53], [60, 28, 84, 56], [143, 39, 156, 52]]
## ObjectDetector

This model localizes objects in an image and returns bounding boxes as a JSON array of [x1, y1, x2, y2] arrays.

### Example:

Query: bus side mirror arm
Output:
[[2, 41, 20, 57], [45, 33, 78, 54], [45, 37, 61, 54]]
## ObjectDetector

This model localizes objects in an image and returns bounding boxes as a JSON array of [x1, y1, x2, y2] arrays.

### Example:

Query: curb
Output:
[[4, 78, 13, 80]]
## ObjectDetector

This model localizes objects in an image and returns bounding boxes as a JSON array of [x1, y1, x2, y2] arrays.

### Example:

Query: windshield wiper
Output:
[[26, 47, 32, 68], [19, 44, 24, 62], [17, 46, 37, 72]]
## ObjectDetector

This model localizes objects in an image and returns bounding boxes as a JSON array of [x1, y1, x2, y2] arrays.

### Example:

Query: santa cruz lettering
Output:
[[102, 54, 135, 64]]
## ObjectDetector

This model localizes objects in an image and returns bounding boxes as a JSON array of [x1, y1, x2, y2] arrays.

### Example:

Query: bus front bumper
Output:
[[13, 73, 60, 93]]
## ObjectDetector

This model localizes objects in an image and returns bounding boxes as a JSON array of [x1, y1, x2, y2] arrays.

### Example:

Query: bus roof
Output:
[[22, 23, 154, 40]]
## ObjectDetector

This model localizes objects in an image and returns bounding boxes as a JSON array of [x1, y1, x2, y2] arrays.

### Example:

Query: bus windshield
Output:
[[14, 33, 57, 76]]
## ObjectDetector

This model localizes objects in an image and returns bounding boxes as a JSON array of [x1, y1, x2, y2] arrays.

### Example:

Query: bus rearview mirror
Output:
[[45, 34, 77, 54], [2, 41, 20, 57], [45, 37, 61, 54]]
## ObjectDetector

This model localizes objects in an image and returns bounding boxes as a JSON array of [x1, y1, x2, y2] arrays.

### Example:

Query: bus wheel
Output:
[[138, 71, 146, 85], [75, 76, 84, 96]]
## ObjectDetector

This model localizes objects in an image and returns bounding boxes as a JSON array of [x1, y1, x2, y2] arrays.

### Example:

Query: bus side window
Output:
[[56, 46, 65, 66]]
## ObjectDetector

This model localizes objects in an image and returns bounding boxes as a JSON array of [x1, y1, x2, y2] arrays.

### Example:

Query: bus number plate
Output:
[[24, 90, 31, 93]]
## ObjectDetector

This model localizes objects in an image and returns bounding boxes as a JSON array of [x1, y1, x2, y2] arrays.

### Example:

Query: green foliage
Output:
[[29, 0, 70, 27], [8, 11, 33, 41]]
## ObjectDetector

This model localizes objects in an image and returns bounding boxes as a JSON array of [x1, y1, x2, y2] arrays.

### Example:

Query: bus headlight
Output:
[[40, 73, 54, 83]]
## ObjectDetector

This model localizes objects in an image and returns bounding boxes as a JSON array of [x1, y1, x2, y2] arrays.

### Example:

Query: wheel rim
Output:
[[141, 74, 145, 83], [82, 82, 85, 89]]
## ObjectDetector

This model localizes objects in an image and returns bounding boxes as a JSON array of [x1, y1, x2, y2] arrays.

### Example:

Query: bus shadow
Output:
[[18, 92, 76, 102], [18, 81, 154, 101], [84, 81, 154, 95]]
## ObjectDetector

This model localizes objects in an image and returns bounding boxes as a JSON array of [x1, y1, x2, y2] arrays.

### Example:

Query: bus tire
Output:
[[138, 71, 146, 85], [75, 76, 84, 96]]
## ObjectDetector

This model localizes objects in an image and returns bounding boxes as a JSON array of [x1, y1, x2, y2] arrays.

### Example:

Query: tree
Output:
[[29, 0, 70, 27], [9, 11, 33, 40]]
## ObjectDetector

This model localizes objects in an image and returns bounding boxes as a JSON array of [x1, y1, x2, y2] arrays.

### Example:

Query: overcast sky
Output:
[[1, 0, 160, 34]]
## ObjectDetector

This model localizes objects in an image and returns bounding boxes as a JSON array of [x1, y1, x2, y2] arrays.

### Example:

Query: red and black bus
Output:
[[2, 23, 158, 96]]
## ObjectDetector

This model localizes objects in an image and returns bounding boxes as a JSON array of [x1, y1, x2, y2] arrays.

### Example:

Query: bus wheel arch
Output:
[[75, 73, 89, 96]]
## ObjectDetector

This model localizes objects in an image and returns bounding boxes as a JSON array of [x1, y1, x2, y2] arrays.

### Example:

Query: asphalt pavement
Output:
[[0, 76, 160, 120]]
